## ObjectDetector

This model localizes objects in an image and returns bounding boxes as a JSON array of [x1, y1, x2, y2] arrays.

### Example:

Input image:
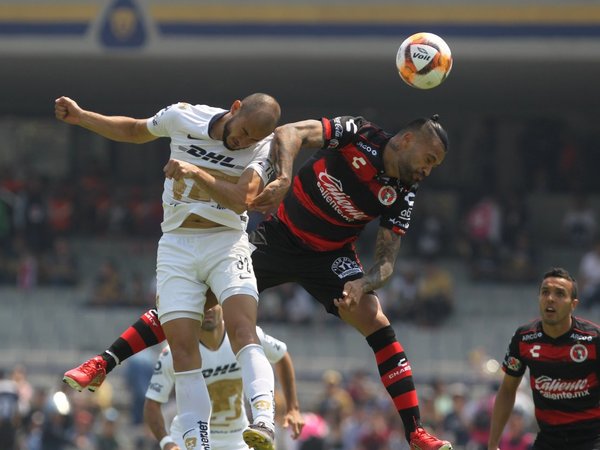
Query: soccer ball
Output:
[[396, 32, 453, 89]]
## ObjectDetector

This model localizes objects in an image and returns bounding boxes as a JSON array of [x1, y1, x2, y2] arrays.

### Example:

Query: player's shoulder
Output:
[[170, 102, 225, 119], [514, 319, 543, 339], [572, 316, 600, 336]]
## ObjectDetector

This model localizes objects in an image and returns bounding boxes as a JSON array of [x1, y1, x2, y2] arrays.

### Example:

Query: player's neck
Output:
[[209, 114, 229, 141], [199, 323, 226, 350], [542, 316, 573, 338], [381, 141, 399, 178]]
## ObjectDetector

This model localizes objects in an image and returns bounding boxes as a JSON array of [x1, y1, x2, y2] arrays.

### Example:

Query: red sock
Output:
[[103, 309, 166, 373], [366, 325, 420, 441]]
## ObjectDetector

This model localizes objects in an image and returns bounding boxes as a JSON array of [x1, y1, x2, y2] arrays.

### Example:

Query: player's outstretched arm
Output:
[[144, 398, 179, 450], [274, 352, 304, 439], [163, 159, 263, 214], [54, 96, 157, 144], [487, 373, 521, 450], [250, 119, 324, 213]]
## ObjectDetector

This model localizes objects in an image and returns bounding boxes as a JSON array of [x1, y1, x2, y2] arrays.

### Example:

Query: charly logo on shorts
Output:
[[331, 257, 362, 279], [378, 186, 397, 205]]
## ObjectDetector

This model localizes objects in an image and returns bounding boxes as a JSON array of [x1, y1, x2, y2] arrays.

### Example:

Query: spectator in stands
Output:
[[578, 239, 600, 310], [442, 383, 471, 448], [562, 193, 597, 248], [126, 272, 153, 307], [0, 369, 20, 450], [414, 207, 446, 258], [500, 191, 528, 249], [398, 258, 454, 327], [95, 407, 122, 450], [501, 230, 537, 283], [381, 264, 419, 321], [463, 194, 504, 281], [498, 408, 534, 450], [89, 260, 126, 307], [42, 238, 79, 287], [47, 182, 75, 238], [316, 370, 354, 421], [414, 257, 454, 327]]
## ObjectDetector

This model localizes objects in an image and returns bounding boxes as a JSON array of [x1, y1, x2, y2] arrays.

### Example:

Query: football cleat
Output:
[[409, 427, 453, 450], [63, 355, 107, 392], [242, 422, 275, 450]]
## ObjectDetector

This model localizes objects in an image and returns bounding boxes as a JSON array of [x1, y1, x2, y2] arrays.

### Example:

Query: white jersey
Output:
[[145, 327, 287, 447], [146, 102, 274, 232]]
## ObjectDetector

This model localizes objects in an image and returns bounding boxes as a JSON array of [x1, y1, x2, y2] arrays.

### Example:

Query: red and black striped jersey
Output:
[[276, 116, 418, 251], [502, 317, 600, 437]]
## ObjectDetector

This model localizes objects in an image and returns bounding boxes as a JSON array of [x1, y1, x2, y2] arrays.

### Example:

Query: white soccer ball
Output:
[[396, 32, 453, 90]]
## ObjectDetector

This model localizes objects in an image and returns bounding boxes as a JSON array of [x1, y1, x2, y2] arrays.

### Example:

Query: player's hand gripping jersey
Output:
[[147, 103, 274, 232], [146, 327, 286, 448], [277, 116, 418, 251]]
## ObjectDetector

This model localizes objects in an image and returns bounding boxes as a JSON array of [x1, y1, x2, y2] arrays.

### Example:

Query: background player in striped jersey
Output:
[[488, 267, 600, 450], [64, 114, 452, 450], [144, 304, 303, 450], [55, 94, 283, 450]]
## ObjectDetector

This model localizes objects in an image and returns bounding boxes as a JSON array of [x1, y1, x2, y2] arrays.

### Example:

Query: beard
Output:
[[222, 123, 235, 150]]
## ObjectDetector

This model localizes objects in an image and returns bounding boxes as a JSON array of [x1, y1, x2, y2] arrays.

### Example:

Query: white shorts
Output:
[[170, 416, 249, 450], [156, 228, 258, 323]]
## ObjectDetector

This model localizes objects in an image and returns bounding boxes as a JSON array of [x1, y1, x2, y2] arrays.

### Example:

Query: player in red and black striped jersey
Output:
[[249, 115, 450, 450], [489, 267, 600, 450]]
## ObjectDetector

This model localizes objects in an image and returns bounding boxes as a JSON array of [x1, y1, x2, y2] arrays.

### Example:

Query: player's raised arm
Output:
[[54, 96, 157, 144], [273, 351, 304, 439], [250, 119, 324, 212]]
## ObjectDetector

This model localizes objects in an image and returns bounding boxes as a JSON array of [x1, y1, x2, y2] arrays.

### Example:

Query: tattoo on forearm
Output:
[[363, 228, 401, 291]]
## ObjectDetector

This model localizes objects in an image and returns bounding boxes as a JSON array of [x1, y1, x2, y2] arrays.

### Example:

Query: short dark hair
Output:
[[542, 267, 578, 299], [402, 114, 449, 152]]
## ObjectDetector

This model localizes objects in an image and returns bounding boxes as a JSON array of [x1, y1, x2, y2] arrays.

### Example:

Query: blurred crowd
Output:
[[0, 356, 538, 450], [2, 160, 600, 317]]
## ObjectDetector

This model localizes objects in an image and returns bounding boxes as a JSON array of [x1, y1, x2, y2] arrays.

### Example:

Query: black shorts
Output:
[[249, 217, 366, 316], [534, 431, 600, 450]]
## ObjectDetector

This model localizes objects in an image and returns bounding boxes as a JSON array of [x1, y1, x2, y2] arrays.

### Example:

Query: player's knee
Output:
[[226, 324, 259, 351]]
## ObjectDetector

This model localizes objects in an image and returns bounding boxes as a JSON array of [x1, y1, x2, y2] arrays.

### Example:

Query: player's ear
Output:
[[230, 100, 242, 115], [401, 131, 414, 147], [572, 297, 579, 311]]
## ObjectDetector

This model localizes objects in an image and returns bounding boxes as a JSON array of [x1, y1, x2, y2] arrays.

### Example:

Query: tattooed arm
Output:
[[333, 227, 402, 311]]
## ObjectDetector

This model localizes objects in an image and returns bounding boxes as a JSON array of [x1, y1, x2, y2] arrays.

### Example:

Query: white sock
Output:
[[236, 344, 275, 429], [174, 368, 211, 450]]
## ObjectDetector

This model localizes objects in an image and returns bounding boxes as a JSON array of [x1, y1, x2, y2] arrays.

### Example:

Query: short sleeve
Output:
[[146, 104, 179, 138], [145, 345, 176, 403], [502, 331, 527, 377], [257, 327, 287, 364]]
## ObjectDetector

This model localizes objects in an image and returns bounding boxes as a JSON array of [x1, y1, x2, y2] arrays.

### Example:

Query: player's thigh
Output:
[[156, 233, 208, 321], [300, 252, 365, 316], [207, 230, 259, 303], [249, 222, 299, 291]]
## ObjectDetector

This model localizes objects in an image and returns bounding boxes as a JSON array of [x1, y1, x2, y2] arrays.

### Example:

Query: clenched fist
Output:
[[55, 96, 84, 125]]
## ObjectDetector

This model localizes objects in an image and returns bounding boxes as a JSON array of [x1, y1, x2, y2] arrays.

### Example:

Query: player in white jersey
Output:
[[55, 94, 283, 450], [145, 304, 304, 450]]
